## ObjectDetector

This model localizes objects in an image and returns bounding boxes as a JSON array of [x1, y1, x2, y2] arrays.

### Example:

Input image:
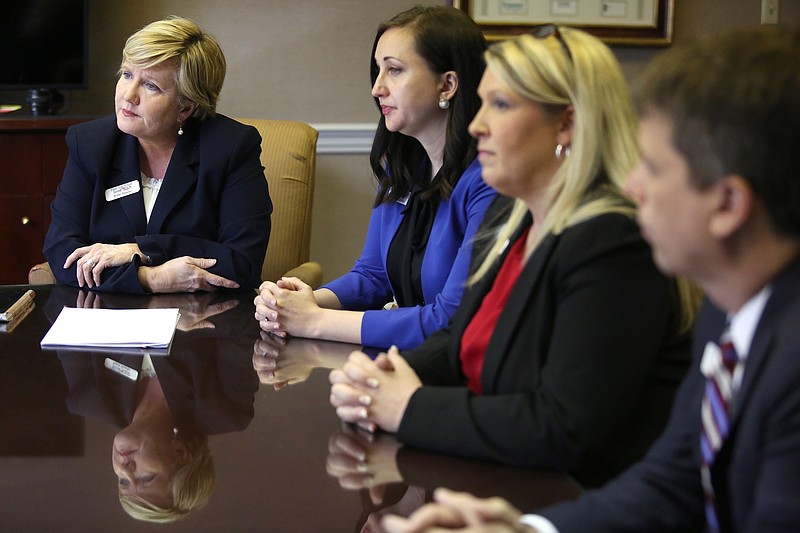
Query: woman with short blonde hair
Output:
[[121, 16, 225, 121], [44, 16, 271, 294]]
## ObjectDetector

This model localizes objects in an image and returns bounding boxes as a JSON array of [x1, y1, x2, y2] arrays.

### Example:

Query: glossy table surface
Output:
[[0, 285, 580, 531]]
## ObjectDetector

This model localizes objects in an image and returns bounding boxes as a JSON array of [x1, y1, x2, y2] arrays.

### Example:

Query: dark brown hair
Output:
[[369, 5, 487, 206]]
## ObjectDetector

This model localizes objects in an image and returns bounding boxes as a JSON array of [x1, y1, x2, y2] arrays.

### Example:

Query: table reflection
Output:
[[1, 284, 581, 530], [327, 424, 424, 532], [252, 332, 356, 390], [49, 286, 258, 523]]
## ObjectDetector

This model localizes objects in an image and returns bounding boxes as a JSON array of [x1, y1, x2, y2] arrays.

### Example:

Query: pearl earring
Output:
[[178, 125, 184, 136], [438, 97, 450, 110]]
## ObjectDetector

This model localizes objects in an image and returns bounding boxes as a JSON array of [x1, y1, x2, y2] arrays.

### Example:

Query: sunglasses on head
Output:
[[529, 23, 573, 63]]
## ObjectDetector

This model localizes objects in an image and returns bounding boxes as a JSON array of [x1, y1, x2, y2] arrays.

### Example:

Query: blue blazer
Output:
[[322, 159, 496, 349], [43, 114, 272, 293], [542, 259, 800, 531]]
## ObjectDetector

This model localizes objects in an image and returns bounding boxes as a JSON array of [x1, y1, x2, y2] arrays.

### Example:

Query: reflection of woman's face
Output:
[[112, 426, 182, 509]]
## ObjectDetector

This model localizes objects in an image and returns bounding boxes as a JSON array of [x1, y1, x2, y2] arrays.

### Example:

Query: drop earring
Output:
[[438, 97, 450, 110], [178, 124, 184, 136]]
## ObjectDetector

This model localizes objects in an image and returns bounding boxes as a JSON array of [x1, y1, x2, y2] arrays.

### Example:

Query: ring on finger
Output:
[[86, 258, 95, 268]]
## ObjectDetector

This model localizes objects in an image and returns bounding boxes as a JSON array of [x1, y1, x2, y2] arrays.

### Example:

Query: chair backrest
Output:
[[236, 118, 318, 283]]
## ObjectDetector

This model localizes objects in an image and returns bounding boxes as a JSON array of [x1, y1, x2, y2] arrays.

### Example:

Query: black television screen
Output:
[[0, 0, 88, 90]]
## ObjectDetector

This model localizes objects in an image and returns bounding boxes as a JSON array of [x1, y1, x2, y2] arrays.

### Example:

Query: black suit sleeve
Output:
[[540, 363, 707, 532], [397, 214, 686, 481]]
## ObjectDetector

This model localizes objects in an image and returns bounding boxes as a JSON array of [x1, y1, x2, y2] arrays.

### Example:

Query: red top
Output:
[[460, 228, 529, 394]]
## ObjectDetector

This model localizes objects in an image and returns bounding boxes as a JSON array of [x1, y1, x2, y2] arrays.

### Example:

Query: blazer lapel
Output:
[[147, 128, 199, 233], [720, 259, 800, 466], [110, 134, 147, 234], [728, 260, 800, 423], [480, 227, 559, 393]]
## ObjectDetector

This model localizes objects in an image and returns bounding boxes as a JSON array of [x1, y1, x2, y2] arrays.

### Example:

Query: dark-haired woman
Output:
[[255, 6, 495, 349]]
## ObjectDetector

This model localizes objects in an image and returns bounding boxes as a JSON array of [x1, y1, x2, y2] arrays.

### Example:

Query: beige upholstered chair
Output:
[[29, 118, 322, 288], [239, 118, 322, 287]]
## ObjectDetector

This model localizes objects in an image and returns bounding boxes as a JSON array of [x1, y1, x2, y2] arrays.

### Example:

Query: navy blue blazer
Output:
[[43, 114, 272, 293], [542, 258, 800, 531], [398, 195, 691, 487]]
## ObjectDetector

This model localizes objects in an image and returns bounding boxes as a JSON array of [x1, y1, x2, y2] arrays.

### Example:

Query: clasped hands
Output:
[[325, 421, 534, 533], [64, 243, 237, 292], [381, 488, 534, 533], [329, 346, 421, 434], [253, 277, 320, 338]]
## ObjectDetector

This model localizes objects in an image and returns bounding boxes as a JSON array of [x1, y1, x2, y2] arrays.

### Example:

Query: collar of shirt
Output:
[[727, 284, 772, 388], [728, 285, 772, 364]]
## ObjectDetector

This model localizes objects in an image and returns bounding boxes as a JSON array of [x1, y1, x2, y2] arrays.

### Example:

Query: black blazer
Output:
[[398, 195, 691, 486], [542, 258, 800, 532], [44, 114, 272, 293]]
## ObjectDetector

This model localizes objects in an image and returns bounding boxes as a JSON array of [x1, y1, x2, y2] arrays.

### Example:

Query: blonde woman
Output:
[[330, 26, 699, 487], [44, 16, 271, 293]]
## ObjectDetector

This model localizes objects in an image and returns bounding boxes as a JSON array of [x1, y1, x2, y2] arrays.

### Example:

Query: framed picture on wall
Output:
[[450, 0, 674, 46]]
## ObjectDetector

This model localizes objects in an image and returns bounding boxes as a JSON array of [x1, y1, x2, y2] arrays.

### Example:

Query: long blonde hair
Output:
[[469, 27, 700, 332], [470, 27, 638, 282]]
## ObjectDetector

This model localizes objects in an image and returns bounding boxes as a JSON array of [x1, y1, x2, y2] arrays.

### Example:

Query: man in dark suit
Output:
[[381, 25, 800, 533]]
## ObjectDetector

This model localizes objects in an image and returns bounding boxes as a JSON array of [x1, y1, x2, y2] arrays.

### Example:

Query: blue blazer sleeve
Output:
[[43, 115, 271, 293], [323, 160, 496, 349]]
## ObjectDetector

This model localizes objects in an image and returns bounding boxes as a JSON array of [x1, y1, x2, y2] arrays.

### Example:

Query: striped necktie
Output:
[[699, 326, 739, 533]]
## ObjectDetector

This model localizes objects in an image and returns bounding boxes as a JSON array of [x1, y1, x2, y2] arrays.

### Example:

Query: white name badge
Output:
[[104, 357, 138, 381], [105, 180, 141, 201]]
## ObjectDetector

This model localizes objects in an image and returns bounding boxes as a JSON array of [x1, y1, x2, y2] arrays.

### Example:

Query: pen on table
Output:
[[3, 289, 36, 321]]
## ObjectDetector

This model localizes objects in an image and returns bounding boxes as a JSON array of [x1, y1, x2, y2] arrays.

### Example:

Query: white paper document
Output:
[[40, 307, 180, 350]]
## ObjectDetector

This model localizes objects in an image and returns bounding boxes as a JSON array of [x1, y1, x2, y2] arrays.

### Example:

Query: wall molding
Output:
[[311, 123, 376, 155]]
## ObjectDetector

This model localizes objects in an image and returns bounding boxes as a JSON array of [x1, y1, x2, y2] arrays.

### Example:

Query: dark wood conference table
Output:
[[0, 284, 580, 532]]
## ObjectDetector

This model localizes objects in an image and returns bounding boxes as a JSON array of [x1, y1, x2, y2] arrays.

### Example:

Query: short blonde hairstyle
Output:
[[119, 435, 214, 523], [470, 27, 638, 282], [121, 16, 225, 120]]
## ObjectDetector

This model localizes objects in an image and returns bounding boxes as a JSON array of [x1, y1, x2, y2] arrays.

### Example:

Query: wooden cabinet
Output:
[[0, 116, 94, 284]]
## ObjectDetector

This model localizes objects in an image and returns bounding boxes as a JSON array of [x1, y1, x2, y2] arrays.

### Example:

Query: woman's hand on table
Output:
[[64, 242, 142, 288], [139, 256, 238, 293], [329, 346, 421, 433], [254, 277, 322, 338]]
